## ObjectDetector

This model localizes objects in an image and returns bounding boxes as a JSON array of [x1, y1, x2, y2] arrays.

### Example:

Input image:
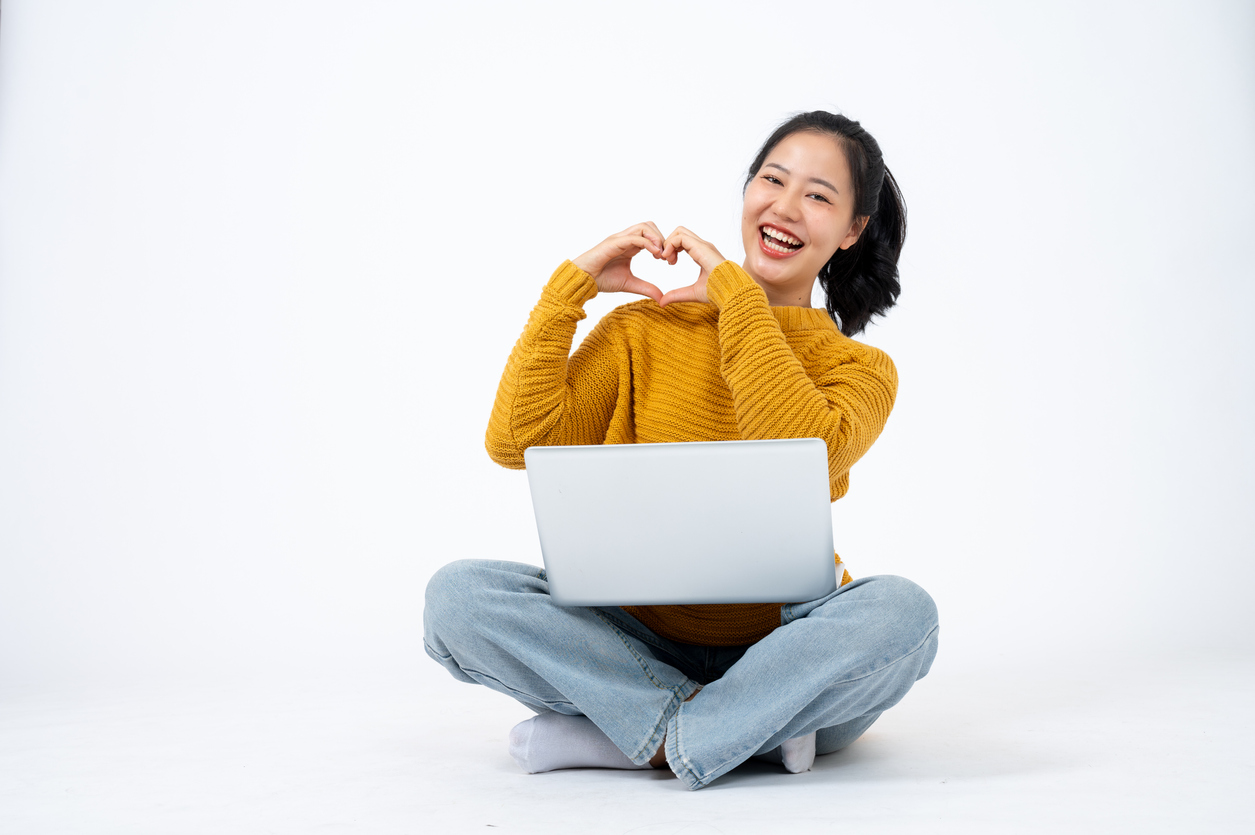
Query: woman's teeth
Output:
[[761, 227, 802, 254]]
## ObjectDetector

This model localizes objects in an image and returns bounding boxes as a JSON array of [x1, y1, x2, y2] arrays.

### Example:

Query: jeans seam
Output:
[[592, 609, 688, 694], [422, 639, 452, 661], [667, 710, 703, 790], [592, 609, 700, 763], [594, 607, 677, 657], [450, 662, 577, 710], [830, 623, 939, 688]]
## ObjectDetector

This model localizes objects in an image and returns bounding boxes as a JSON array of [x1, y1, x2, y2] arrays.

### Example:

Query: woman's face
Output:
[[741, 131, 867, 306]]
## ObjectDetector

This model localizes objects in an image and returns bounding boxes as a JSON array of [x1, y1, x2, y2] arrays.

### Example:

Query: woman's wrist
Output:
[[705, 261, 759, 310], [570, 253, 598, 278], [546, 260, 600, 307]]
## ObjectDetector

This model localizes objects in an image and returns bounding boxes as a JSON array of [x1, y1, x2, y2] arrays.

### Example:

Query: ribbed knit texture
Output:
[[487, 260, 897, 646]]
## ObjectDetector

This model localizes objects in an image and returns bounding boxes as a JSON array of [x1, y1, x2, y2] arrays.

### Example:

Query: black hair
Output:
[[744, 111, 906, 336]]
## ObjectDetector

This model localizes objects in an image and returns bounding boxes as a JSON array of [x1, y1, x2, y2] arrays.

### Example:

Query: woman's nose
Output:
[[775, 187, 804, 222]]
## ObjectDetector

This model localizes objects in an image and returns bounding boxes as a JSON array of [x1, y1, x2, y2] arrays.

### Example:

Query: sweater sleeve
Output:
[[705, 261, 898, 500], [484, 261, 623, 469]]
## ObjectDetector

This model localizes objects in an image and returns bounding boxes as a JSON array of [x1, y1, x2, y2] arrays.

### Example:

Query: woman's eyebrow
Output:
[[764, 163, 838, 194]]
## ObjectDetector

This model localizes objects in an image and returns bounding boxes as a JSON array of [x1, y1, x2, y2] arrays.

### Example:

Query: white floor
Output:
[[3, 650, 1252, 834]]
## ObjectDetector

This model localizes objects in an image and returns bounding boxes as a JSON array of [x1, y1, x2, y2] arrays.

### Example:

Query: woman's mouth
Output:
[[759, 225, 803, 257]]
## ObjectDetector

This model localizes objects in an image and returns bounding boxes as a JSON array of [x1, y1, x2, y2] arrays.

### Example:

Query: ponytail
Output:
[[817, 166, 905, 336]]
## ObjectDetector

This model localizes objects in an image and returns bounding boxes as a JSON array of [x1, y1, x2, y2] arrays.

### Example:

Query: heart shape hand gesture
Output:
[[571, 222, 726, 307]]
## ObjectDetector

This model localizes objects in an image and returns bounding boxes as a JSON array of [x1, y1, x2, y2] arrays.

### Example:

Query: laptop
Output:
[[523, 438, 837, 607]]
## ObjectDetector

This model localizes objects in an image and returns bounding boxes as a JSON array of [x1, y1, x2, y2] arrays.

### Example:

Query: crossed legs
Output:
[[423, 559, 938, 790]]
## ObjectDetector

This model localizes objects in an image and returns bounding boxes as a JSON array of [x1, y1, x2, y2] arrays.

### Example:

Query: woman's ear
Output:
[[838, 216, 870, 251]]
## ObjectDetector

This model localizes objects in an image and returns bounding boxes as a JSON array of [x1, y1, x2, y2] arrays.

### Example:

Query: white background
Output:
[[2, 0, 1253, 691]]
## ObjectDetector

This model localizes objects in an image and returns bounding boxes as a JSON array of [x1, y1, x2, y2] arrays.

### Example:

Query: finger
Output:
[[607, 234, 662, 260], [661, 226, 699, 260], [664, 226, 711, 253], [663, 226, 723, 272], [620, 275, 663, 304], [641, 221, 667, 256], [618, 223, 664, 256], [658, 284, 702, 307], [577, 230, 662, 279], [663, 225, 699, 243]]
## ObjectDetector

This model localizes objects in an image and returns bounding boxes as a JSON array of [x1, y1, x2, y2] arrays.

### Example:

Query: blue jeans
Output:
[[423, 559, 939, 790]]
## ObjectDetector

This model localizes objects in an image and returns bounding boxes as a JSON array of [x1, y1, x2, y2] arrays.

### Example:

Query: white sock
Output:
[[508, 713, 651, 773], [753, 731, 817, 773]]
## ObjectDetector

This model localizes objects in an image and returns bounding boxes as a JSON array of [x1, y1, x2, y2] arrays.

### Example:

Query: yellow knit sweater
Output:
[[486, 259, 898, 646]]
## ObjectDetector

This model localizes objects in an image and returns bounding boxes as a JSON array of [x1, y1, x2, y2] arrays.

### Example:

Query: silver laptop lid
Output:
[[524, 438, 836, 607]]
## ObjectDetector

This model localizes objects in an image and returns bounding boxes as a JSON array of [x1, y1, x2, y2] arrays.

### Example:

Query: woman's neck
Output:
[[741, 261, 816, 308]]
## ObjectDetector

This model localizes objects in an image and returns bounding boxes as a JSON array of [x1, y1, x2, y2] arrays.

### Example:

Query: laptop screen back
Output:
[[524, 438, 837, 606]]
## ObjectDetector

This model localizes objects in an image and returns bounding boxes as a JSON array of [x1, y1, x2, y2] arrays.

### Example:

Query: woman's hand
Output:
[[572, 222, 667, 304], [658, 227, 725, 307]]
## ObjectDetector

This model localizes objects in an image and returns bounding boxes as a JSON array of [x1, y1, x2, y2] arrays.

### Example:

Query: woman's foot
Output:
[[753, 731, 817, 773], [780, 731, 817, 773], [508, 713, 650, 773]]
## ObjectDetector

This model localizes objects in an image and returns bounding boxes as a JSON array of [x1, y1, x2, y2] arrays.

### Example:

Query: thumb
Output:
[[658, 283, 704, 307], [621, 274, 664, 304]]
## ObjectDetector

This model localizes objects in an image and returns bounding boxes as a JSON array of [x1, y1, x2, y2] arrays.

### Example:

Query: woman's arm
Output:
[[484, 263, 619, 468], [708, 262, 897, 499], [658, 227, 897, 498], [485, 223, 668, 469]]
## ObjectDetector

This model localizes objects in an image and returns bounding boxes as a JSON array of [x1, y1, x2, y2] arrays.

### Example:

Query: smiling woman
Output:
[[743, 131, 870, 306], [741, 112, 906, 332], [422, 111, 935, 791]]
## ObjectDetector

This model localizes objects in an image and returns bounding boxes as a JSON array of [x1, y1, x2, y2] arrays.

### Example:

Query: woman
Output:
[[423, 111, 939, 791]]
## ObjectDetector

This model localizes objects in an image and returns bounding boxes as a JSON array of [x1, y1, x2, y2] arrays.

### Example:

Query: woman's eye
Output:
[[808, 193, 831, 203], [762, 175, 782, 185]]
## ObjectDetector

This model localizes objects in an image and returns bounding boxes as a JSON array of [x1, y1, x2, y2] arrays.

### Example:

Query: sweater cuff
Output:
[[544, 261, 599, 307], [706, 261, 765, 310]]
